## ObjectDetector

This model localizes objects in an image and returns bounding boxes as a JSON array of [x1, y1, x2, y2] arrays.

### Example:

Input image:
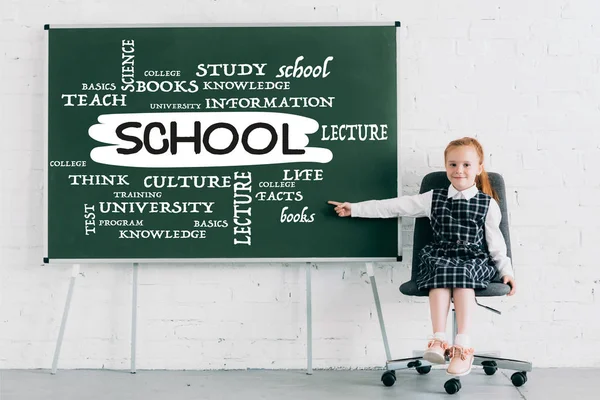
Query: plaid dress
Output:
[[416, 188, 497, 290]]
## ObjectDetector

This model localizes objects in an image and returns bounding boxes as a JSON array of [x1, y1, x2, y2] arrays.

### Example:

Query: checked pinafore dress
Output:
[[416, 188, 498, 290]]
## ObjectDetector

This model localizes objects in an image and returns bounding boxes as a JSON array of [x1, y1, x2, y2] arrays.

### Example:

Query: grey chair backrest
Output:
[[410, 171, 512, 282]]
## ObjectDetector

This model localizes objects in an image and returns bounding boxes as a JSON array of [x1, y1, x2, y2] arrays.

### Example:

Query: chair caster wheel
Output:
[[416, 366, 431, 375], [482, 360, 498, 375], [381, 370, 396, 387], [444, 378, 462, 394], [511, 371, 528, 387], [484, 366, 497, 375]]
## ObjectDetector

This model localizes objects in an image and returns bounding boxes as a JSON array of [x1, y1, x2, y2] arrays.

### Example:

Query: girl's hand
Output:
[[502, 275, 517, 296], [328, 201, 352, 217]]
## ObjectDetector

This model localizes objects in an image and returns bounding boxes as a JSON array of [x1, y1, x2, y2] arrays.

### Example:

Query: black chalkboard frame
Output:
[[43, 22, 403, 264]]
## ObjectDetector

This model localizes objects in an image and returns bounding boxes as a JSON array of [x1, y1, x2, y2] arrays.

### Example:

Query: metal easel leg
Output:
[[51, 264, 80, 374], [306, 262, 313, 375], [131, 262, 138, 374], [366, 263, 392, 362]]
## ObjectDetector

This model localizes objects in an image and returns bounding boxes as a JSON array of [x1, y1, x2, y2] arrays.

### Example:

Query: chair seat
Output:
[[399, 280, 511, 297]]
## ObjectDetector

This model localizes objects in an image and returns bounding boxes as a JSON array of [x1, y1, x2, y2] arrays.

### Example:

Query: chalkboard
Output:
[[44, 23, 400, 262]]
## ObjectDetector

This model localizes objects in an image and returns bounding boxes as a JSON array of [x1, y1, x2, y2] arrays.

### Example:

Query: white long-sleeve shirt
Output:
[[351, 184, 514, 278]]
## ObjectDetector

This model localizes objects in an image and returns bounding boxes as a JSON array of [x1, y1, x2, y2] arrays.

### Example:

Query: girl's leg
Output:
[[429, 288, 452, 333], [452, 288, 475, 336], [424, 288, 452, 364], [447, 288, 476, 376]]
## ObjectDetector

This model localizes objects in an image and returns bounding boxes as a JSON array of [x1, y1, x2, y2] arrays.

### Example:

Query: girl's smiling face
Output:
[[445, 145, 483, 191]]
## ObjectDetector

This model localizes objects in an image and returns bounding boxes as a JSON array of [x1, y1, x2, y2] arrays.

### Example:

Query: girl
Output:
[[328, 137, 516, 377]]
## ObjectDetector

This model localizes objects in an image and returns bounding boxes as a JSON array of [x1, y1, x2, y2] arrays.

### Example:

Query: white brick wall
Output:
[[1, 0, 599, 370]]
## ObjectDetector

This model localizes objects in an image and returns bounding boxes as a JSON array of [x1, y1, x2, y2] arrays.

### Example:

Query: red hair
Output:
[[444, 137, 499, 201]]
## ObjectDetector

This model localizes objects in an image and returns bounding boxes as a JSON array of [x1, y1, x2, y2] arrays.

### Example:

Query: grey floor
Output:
[[1, 367, 597, 400]]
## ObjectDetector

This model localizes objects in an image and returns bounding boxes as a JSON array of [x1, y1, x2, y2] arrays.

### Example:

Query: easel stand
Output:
[[51, 261, 394, 375], [51, 262, 313, 375]]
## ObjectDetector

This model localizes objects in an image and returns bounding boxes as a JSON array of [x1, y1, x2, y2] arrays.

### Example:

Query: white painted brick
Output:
[[239, 339, 304, 364], [173, 283, 234, 303], [537, 57, 595, 92], [538, 91, 596, 112], [197, 302, 303, 323], [522, 149, 582, 171], [512, 224, 580, 251], [458, 62, 518, 93], [553, 303, 600, 322], [456, 39, 486, 57], [510, 246, 560, 267], [583, 149, 600, 174], [579, 38, 600, 55], [513, 321, 583, 341], [579, 188, 600, 206], [535, 281, 594, 303], [478, 92, 537, 114], [312, 338, 373, 361], [516, 38, 548, 57], [469, 20, 531, 40], [402, 111, 445, 130], [486, 150, 522, 171], [548, 38, 579, 56], [173, 321, 247, 340], [481, 131, 538, 152], [444, 112, 509, 132], [536, 131, 600, 151], [1, 41, 38, 60], [584, 326, 600, 341], [512, 58, 550, 92], [438, 0, 499, 21], [505, 303, 556, 322], [0, 0, 19, 22], [458, 38, 520, 59], [556, 247, 598, 268], [416, 95, 479, 122], [376, 1, 440, 22], [336, 3, 377, 20], [411, 38, 457, 59], [509, 112, 591, 131], [408, 21, 470, 39], [418, 58, 476, 93], [498, 0, 564, 20], [561, 0, 600, 20], [531, 19, 594, 39]]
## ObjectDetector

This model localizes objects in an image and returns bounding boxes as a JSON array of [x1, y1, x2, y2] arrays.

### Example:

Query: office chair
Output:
[[380, 171, 532, 394]]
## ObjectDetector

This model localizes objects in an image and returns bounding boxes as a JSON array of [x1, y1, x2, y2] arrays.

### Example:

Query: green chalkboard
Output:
[[44, 23, 399, 262]]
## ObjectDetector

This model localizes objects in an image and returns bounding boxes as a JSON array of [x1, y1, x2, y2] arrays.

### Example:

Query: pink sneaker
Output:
[[423, 338, 449, 364], [446, 345, 475, 376]]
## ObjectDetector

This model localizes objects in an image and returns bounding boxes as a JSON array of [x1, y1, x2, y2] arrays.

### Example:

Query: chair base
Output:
[[382, 354, 532, 393], [385, 354, 532, 373]]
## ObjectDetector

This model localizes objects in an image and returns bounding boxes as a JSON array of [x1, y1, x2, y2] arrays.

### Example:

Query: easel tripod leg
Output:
[[367, 263, 392, 361], [306, 262, 313, 375], [51, 264, 79, 375], [131, 262, 138, 374]]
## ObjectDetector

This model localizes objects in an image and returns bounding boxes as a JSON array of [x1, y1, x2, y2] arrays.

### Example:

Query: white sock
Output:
[[454, 334, 471, 348], [433, 332, 446, 341]]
